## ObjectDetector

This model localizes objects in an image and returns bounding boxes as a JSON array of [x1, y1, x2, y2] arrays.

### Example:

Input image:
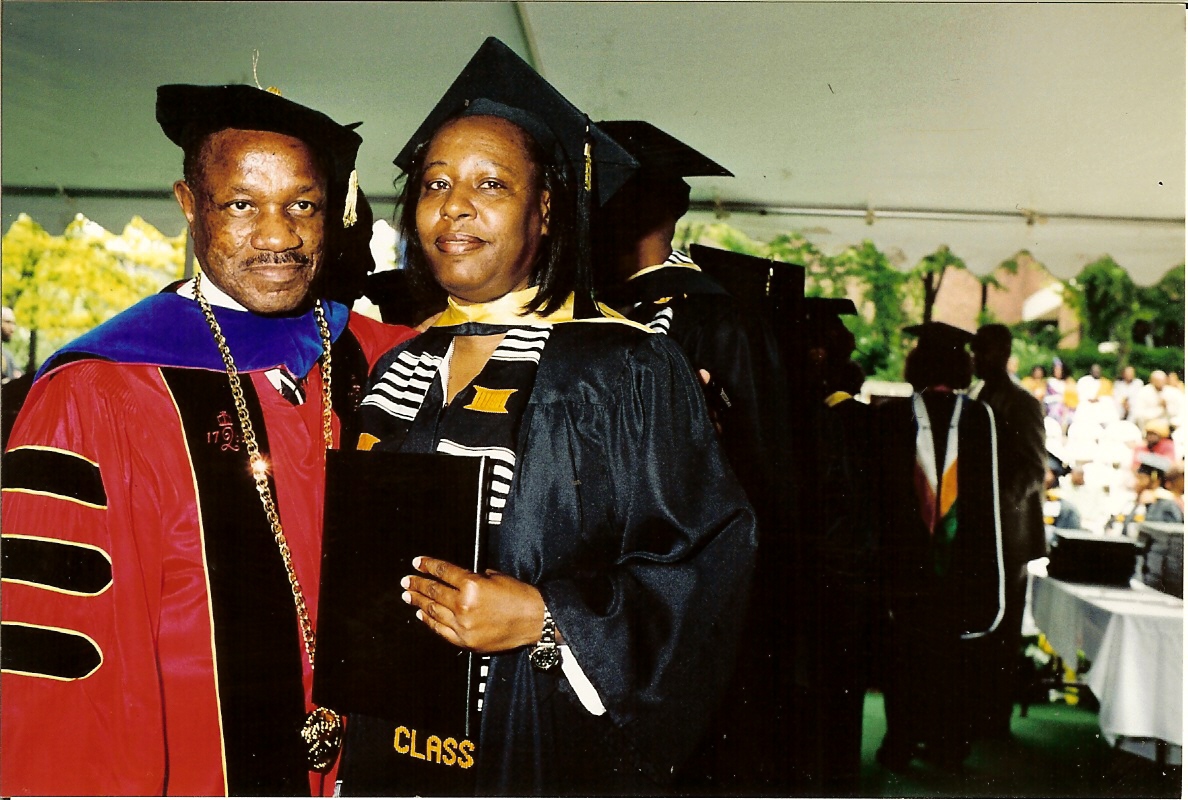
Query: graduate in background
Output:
[[592, 121, 796, 794], [792, 297, 879, 796], [873, 322, 1005, 772], [968, 324, 1046, 740], [593, 120, 789, 520]]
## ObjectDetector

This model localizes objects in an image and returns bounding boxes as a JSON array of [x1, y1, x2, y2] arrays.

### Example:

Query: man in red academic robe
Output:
[[1, 84, 415, 796]]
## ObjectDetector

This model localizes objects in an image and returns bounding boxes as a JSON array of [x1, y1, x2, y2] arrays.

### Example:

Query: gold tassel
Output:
[[342, 169, 359, 228], [583, 141, 592, 193]]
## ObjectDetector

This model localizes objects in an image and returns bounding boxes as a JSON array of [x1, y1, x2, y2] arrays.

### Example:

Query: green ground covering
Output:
[[858, 692, 1182, 798]]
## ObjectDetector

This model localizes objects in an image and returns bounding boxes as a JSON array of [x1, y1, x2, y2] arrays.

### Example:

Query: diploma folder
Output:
[[314, 450, 488, 793]]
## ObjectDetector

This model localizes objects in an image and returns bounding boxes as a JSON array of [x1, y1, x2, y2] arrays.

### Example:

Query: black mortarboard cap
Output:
[[904, 321, 975, 350], [800, 296, 858, 358], [688, 244, 805, 317], [392, 37, 638, 318], [802, 296, 858, 321], [392, 37, 637, 206], [596, 120, 733, 179], [157, 84, 364, 228]]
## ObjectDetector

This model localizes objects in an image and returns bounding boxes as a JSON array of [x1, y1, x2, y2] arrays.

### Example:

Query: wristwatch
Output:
[[529, 606, 562, 671]]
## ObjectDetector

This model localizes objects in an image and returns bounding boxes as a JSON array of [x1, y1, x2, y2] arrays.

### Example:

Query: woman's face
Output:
[[415, 115, 550, 304]]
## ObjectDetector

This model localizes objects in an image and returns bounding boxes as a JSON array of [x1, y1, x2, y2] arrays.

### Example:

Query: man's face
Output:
[[1090, 364, 1102, 379], [174, 129, 326, 314], [1, 317, 13, 343], [1123, 366, 1136, 382]]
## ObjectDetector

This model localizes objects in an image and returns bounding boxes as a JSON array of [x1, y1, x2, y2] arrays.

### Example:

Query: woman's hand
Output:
[[402, 556, 549, 653]]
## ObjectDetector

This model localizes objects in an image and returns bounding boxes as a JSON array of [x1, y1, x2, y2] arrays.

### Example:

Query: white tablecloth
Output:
[[1028, 560, 1184, 759]]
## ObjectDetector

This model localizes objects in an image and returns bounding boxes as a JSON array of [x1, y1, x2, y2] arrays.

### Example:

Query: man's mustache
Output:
[[244, 252, 312, 268]]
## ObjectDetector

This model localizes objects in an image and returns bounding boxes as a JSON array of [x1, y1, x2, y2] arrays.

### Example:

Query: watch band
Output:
[[529, 606, 561, 671], [539, 607, 556, 645]]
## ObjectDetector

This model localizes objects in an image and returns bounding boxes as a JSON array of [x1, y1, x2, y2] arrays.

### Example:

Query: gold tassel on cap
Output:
[[343, 169, 359, 228], [583, 141, 592, 193]]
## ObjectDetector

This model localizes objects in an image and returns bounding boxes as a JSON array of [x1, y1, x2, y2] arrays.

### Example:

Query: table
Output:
[[1028, 559, 1183, 764]]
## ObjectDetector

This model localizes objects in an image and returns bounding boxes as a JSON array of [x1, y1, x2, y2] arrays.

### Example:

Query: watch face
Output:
[[530, 645, 561, 671]]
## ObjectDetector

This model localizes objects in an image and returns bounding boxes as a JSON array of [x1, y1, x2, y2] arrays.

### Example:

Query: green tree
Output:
[[829, 240, 911, 378], [676, 220, 768, 257], [1064, 255, 1136, 345], [912, 245, 967, 323], [1135, 263, 1185, 347], [2, 214, 185, 368], [974, 252, 1027, 327]]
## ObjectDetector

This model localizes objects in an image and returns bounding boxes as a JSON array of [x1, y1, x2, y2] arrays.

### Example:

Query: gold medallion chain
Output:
[[193, 273, 342, 771]]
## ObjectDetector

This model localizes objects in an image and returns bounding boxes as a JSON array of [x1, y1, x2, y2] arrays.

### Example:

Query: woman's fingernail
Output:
[[412, 556, 423, 569], [401, 576, 411, 590], [402, 591, 412, 604]]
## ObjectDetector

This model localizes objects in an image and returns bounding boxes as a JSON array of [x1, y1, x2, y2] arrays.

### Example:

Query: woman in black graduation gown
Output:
[[343, 39, 757, 796]]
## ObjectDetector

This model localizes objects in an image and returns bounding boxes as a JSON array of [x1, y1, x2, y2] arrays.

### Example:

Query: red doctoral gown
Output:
[[1, 295, 414, 796]]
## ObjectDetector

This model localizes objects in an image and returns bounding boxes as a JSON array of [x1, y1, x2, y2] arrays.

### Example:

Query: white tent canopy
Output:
[[3, 1, 1183, 283]]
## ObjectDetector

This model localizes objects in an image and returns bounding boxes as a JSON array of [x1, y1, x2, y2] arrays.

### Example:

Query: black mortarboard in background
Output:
[[802, 297, 858, 324], [596, 121, 733, 180], [688, 244, 805, 326], [156, 84, 364, 229], [801, 296, 858, 356], [591, 122, 730, 286], [391, 37, 638, 316], [903, 321, 976, 351]]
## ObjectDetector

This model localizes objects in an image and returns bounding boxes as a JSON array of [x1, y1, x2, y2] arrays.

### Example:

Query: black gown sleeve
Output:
[[537, 332, 759, 781]]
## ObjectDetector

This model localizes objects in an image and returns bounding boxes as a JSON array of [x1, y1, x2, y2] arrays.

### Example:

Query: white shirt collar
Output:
[[176, 275, 248, 312]]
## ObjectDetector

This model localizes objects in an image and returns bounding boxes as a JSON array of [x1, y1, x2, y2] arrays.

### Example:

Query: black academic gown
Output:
[[608, 264, 797, 793], [351, 321, 758, 796], [967, 376, 1046, 738], [873, 392, 1005, 762], [792, 393, 877, 795], [609, 266, 792, 524]]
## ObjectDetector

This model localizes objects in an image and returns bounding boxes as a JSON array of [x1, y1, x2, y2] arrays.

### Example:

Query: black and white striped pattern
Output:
[[489, 327, 550, 364], [666, 249, 695, 266], [436, 440, 517, 527], [638, 249, 694, 335], [477, 656, 490, 711], [360, 349, 444, 421], [646, 306, 674, 335]]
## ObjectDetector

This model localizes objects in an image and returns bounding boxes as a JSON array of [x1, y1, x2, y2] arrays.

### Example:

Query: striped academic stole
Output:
[[360, 322, 550, 529], [912, 392, 963, 576], [638, 250, 696, 335]]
